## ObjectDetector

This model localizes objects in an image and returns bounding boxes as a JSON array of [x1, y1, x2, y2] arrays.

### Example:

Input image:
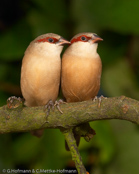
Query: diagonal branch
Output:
[[0, 96, 139, 134], [62, 128, 87, 174]]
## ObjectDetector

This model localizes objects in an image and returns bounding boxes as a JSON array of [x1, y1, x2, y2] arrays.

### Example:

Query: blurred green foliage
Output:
[[0, 0, 139, 173]]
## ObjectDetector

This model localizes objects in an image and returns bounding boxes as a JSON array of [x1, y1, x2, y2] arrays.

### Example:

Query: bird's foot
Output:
[[7, 96, 25, 109], [44, 99, 66, 117], [93, 95, 107, 108], [43, 100, 55, 117], [42, 99, 66, 127], [54, 99, 67, 114]]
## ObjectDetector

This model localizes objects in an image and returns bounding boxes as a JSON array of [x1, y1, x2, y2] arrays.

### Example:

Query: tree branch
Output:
[[62, 128, 86, 174], [0, 95, 139, 173], [0, 96, 139, 134]]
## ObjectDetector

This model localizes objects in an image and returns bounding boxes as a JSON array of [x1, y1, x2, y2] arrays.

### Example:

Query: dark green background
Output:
[[0, 0, 139, 173]]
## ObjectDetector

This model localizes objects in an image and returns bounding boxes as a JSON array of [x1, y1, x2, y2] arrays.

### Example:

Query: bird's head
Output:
[[68, 32, 103, 57], [26, 33, 70, 56], [71, 32, 103, 44]]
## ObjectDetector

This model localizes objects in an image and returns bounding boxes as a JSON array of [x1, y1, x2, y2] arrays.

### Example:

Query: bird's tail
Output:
[[30, 129, 44, 138]]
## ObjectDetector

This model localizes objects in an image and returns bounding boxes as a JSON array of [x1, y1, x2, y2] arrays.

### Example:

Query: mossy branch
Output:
[[0, 96, 139, 134], [62, 129, 87, 174], [0, 95, 139, 173]]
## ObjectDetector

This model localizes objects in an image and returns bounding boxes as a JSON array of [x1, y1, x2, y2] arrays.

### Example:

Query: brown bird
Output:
[[21, 33, 70, 137], [61, 32, 103, 148]]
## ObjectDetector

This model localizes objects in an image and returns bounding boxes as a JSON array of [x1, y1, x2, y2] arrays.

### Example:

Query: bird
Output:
[[61, 32, 103, 149], [21, 33, 70, 137]]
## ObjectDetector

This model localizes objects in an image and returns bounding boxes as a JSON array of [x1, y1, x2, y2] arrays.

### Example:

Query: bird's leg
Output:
[[93, 95, 107, 108], [92, 96, 98, 102], [43, 99, 55, 117]]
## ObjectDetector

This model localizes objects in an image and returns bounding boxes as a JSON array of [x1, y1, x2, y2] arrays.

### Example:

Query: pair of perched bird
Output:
[[20, 32, 103, 142]]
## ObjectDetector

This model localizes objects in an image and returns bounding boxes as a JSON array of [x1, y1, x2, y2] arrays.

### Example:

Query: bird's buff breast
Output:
[[21, 54, 61, 102], [62, 56, 102, 102]]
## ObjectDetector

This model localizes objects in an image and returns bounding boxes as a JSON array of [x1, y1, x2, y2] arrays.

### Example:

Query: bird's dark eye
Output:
[[80, 36, 87, 41], [48, 38, 54, 43]]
